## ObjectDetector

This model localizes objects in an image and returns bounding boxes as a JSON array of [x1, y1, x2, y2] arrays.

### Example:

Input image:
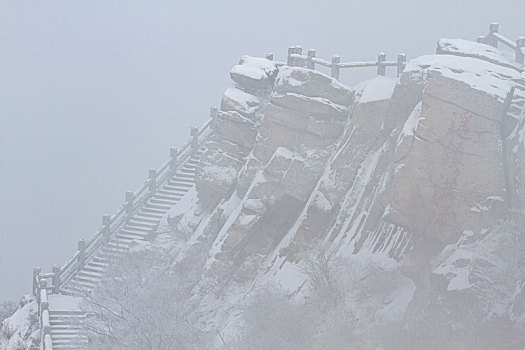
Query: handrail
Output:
[[32, 114, 216, 347], [34, 115, 215, 301], [477, 23, 525, 66], [283, 47, 407, 79]]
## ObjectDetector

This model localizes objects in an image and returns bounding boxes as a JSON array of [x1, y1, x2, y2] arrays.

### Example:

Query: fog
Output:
[[0, 0, 523, 305]]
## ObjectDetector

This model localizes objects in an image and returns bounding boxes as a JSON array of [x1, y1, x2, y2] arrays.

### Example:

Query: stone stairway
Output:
[[60, 148, 202, 296], [49, 310, 88, 349], [45, 147, 204, 348]]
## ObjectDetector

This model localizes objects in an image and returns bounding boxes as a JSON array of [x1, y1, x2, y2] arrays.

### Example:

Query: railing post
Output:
[[33, 267, 41, 296], [295, 46, 303, 67], [78, 239, 86, 268], [307, 49, 316, 70], [52, 264, 61, 294], [103, 214, 111, 242], [148, 169, 157, 193], [516, 37, 525, 64], [210, 106, 218, 129], [377, 53, 386, 76], [287, 46, 294, 66], [39, 280, 48, 312], [126, 191, 134, 218], [191, 126, 199, 155], [397, 53, 407, 76], [331, 55, 340, 79], [265, 53, 274, 61], [487, 22, 499, 48], [170, 147, 178, 172]]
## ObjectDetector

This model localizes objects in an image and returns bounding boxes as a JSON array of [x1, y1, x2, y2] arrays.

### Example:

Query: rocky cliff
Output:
[[3, 37, 524, 349], [173, 37, 525, 345]]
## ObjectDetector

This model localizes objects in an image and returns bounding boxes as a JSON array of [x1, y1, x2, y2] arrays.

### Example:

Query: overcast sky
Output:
[[0, 0, 523, 301]]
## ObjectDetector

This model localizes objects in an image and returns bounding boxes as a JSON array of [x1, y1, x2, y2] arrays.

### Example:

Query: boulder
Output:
[[220, 87, 261, 120], [274, 66, 354, 106], [230, 56, 278, 92], [385, 54, 516, 243]]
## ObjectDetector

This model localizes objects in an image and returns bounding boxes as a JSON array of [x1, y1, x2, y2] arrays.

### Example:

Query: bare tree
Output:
[[0, 300, 18, 326], [227, 284, 315, 350], [79, 248, 210, 350]]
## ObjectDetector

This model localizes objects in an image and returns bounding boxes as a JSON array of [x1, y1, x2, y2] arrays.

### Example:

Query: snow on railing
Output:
[[31, 270, 53, 349], [266, 47, 407, 80], [32, 113, 216, 303], [477, 23, 525, 65]]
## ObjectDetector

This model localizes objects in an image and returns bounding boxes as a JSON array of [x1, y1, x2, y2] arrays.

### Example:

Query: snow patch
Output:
[[404, 54, 520, 102], [231, 55, 277, 81], [437, 38, 520, 71], [354, 75, 397, 104], [223, 87, 260, 115]]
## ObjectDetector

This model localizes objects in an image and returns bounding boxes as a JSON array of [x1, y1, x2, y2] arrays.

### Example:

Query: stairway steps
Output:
[[50, 329, 84, 334], [175, 170, 195, 176], [45, 143, 205, 349], [140, 207, 166, 215], [118, 230, 150, 239], [509, 105, 522, 113], [172, 175, 195, 182], [158, 187, 187, 195], [49, 310, 85, 315], [52, 340, 88, 345], [167, 180, 193, 187], [127, 220, 159, 229], [136, 211, 164, 220], [107, 239, 134, 247], [50, 321, 85, 327], [73, 275, 98, 285], [116, 232, 146, 242], [62, 284, 92, 295], [91, 256, 110, 265], [154, 193, 182, 202], [130, 215, 159, 224], [143, 203, 171, 211], [101, 245, 128, 253], [149, 198, 178, 206], [174, 172, 195, 179], [50, 314, 85, 319], [97, 250, 123, 259], [83, 264, 107, 274], [77, 271, 103, 281], [121, 225, 152, 234]]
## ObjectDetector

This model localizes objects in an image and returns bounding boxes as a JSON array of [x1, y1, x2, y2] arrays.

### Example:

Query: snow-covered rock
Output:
[[230, 55, 278, 91], [0, 296, 39, 350], [183, 44, 525, 342], [436, 38, 522, 71]]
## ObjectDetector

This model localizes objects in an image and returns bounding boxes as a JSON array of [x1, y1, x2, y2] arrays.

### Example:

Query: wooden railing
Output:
[[32, 112, 217, 349], [477, 23, 525, 65], [265, 47, 407, 79]]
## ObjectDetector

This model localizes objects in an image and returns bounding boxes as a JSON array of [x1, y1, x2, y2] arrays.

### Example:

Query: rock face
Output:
[[195, 57, 276, 208], [386, 55, 517, 243], [197, 65, 353, 279], [169, 38, 525, 344]]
